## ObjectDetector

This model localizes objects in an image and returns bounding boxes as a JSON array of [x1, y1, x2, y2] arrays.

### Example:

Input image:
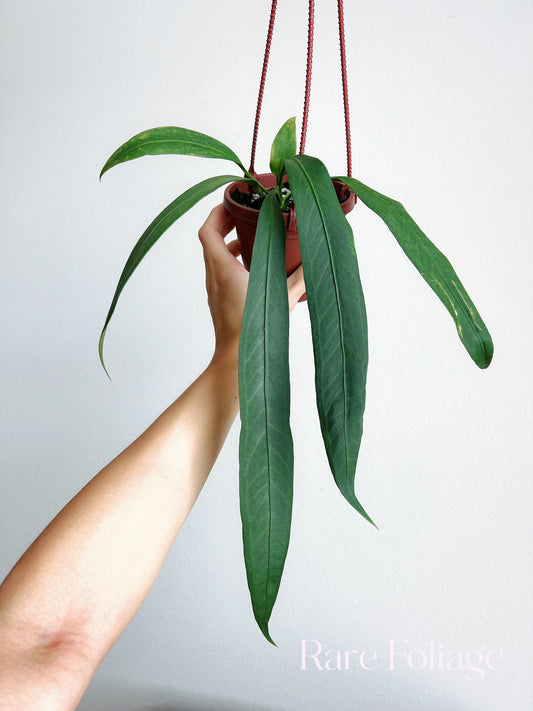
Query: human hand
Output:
[[198, 204, 305, 356]]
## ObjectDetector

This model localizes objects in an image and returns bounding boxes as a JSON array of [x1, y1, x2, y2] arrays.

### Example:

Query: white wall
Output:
[[1, 1, 532, 709]]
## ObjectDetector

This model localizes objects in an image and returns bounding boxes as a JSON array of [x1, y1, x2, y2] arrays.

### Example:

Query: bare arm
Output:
[[0, 205, 305, 711]]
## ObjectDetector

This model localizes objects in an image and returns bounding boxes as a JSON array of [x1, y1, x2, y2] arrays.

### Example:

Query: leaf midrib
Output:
[[262, 213, 275, 616], [125, 137, 235, 160]]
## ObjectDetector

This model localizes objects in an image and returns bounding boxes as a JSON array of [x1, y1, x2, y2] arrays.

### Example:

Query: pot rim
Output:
[[223, 172, 356, 230]]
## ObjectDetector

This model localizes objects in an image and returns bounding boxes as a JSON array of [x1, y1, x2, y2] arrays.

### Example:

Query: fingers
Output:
[[287, 265, 306, 312], [198, 205, 235, 257], [200, 205, 305, 315], [199, 205, 243, 272], [199, 204, 235, 242]]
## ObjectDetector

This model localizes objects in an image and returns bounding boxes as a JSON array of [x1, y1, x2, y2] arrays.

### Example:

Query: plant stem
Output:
[[242, 168, 268, 195], [279, 190, 292, 211]]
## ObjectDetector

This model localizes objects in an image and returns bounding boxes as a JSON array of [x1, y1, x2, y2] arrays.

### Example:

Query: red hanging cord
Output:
[[299, 0, 315, 155], [249, 0, 278, 174], [337, 0, 353, 177], [249, 0, 352, 175]]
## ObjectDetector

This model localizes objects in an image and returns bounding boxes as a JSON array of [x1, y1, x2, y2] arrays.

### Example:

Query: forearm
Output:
[[0, 343, 239, 705]]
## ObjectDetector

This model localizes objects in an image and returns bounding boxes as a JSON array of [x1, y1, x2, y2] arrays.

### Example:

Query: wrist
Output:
[[210, 338, 240, 373], [207, 339, 240, 416]]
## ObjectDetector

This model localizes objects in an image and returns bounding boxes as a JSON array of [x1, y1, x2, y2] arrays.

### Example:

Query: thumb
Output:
[[198, 205, 235, 262]]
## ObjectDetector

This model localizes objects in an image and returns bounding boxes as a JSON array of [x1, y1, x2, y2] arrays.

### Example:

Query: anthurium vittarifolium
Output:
[[100, 117, 493, 643]]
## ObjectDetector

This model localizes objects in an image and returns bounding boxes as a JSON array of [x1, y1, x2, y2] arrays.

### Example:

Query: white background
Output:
[[1, 1, 532, 709]]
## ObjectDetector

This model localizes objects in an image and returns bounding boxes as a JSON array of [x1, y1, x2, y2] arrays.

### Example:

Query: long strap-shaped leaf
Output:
[[100, 126, 245, 178], [286, 155, 375, 527], [99, 174, 243, 376], [336, 176, 494, 369], [239, 191, 293, 645]]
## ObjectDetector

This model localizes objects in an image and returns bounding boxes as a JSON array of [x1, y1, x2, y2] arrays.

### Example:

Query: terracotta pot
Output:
[[223, 173, 356, 301]]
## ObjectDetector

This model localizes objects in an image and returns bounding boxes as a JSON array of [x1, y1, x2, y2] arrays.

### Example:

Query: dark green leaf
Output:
[[269, 117, 297, 182], [286, 155, 375, 527], [100, 126, 245, 178], [239, 191, 293, 645], [336, 176, 494, 369], [99, 174, 242, 376]]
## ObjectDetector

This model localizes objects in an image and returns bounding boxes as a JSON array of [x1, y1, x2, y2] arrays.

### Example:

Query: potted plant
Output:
[[99, 114, 493, 643]]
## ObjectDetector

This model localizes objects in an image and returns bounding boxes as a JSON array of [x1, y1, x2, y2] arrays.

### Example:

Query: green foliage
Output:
[[286, 156, 374, 526], [100, 126, 245, 178], [337, 177, 494, 369], [269, 117, 297, 185], [238, 192, 293, 644], [99, 116, 493, 643], [98, 175, 245, 377]]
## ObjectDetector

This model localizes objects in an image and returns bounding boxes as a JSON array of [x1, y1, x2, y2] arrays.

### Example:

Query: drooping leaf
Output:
[[336, 176, 494, 369], [99, 174, 243, 376], [286, 155, 375, 527], [269, 117, 297, 182], [239, 191, 293, 645], [100, 126, 245, 178]]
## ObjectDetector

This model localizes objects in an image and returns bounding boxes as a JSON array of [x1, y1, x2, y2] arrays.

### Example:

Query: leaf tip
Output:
[[253, 607, 277, 645], [346, 491, 378, 529], [369, 517, 379, 531], [98, 329, 112, 380], [259, 622, 277, 646], [99, 162, 110, 181], [479, 334, 494, 370], [466, 325, 494, 369], [360, 506, 378, 530]]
